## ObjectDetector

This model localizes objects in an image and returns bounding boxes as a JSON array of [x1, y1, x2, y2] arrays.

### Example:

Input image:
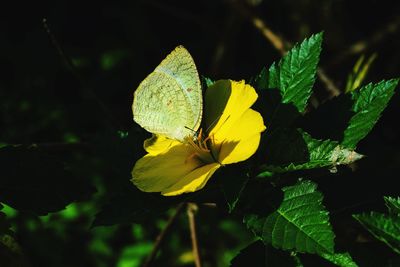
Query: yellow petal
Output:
[[219, 109, 266, 164], [132, 143, 202, 193], [207, 80, 259, 142], [162, 163, 220, 196], [144, 134, 181, 155]]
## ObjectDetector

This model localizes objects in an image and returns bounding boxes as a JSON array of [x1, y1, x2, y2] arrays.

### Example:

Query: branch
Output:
[[230, 1, 341, 99], [187, 203, 201, 267], [143, 202, 185, 267], [42, 18, 121, 130]]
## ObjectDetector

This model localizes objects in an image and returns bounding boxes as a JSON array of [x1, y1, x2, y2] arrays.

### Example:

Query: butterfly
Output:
[[132, 46, 202, 141]]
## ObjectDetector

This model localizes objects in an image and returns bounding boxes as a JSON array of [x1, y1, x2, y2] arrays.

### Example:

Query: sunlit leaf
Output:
[[267, 32, 323, 113], [262, 180, 334, 254], [320, 252, 358, 267], [342, 79, 399, 149]]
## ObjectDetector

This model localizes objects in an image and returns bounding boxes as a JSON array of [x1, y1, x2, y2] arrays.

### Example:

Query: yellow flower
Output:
[[131, 80, 266, 196]]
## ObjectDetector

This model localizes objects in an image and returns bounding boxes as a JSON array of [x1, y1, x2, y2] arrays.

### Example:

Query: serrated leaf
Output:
[[384, 196, 400, 216], [267, 32, 323, 112], [258, 130, 363, 176], [262, 180, 335, 255], [342, 79, 399, 149], [353, 212, 400, 255], [230, 240, 298, 267], [320, 252, 358, 267]]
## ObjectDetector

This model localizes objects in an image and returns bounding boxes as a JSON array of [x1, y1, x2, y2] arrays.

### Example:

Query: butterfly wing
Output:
[[132, 46, 202, 141]]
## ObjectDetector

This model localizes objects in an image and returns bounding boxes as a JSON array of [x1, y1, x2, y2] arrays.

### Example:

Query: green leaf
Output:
[[384, 196, 400, 216], [258, 130, 363, 176], [244, 180, 358, 266], [320, 252, 358, 267], [202, 76, 215, 88], [341, 79, 399, 149], [0, 146, 95, 215], [0, 204, 10, 237], [0, 205, 27, 267], [230, 240, 299, 267], [244, 214, 265, 237], [267, 32, 323, 112], [262, 180, 335, 255], [353, 212, 400, 255]]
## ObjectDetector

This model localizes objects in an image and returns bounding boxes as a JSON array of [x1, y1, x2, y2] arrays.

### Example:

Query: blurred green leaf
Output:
[[0, 204, 28, 267], [100, 50, 129, 71], [116, 242, 153, 267], [0, 146, 95, 215], [0, 204, 10, 236], [341, 79, 399, 149], [267, 32, 323, 113], [345, 54, 377, 93]]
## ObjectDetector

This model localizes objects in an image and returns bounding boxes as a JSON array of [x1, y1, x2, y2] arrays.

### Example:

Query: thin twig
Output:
[[43, 18, 79, 78], [143, 202, 185, 267], [251, 16, 287, 55], [42, 18, 121, 130], [201, 202, 217, 208], [231, 1, 341, 99], [187, 203, 201, 267]]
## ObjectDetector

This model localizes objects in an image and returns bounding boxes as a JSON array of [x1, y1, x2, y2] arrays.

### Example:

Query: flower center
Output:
[[185, 129, 219, 164]]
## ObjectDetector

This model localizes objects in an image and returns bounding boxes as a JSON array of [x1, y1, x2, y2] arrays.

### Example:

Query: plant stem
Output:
[[187, 203, 201, 267], [143, 202, 185, 267]]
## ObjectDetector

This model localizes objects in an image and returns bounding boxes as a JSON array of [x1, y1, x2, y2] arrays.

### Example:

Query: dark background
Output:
[[1, 1, 400, 266]]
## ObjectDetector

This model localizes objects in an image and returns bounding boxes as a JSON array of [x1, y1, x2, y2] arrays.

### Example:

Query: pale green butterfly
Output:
[[132, 46, 202, 141]]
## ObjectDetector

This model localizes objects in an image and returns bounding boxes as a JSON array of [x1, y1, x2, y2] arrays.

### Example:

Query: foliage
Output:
[[353, 196, 400, 255], [1, 2, 400, 266]]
